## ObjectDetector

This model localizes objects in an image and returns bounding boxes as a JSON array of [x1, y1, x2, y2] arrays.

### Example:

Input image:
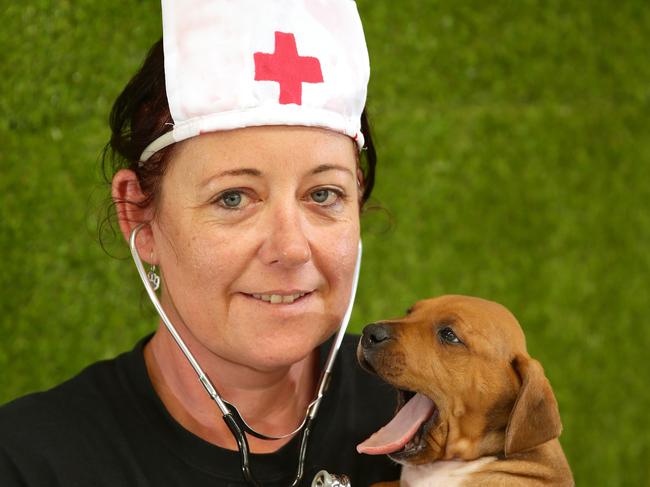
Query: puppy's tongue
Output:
[[356, 393, 435, 455]]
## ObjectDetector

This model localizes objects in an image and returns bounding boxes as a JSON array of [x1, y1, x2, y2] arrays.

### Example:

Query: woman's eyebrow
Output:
[[311, 164, 354, 176], [201, 167, 262, 188], [216, 167, 262, 178]]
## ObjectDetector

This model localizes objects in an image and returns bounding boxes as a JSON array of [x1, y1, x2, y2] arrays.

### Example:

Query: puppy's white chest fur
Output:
[[400, 456, 498, 487]]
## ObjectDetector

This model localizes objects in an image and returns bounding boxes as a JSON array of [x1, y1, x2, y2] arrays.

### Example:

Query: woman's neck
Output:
[[144, 325, 320, 453]]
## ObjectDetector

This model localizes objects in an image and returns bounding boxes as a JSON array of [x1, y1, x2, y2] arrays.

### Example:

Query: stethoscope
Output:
[[129, 223, 358, 486]]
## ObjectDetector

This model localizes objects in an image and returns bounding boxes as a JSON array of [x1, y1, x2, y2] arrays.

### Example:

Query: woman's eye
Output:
[[216, 190, 247, 209], [310, 188, 341, 206], [438, 326, 462, 345]]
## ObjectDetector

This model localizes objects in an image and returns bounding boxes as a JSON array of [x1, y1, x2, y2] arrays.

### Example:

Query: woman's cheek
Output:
[[320, 221, 360, 299], [158, 228, 236, 325]]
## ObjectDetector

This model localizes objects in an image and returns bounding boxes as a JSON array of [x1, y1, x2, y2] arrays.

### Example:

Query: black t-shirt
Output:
[[0, 334, 400, 486]]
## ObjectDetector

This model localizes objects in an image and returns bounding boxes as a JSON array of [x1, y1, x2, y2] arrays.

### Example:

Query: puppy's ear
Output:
[[504, 355, 562, 456]]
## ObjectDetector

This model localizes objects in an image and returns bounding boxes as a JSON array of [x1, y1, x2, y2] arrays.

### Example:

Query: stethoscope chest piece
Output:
[[311, 470, 351, 487]]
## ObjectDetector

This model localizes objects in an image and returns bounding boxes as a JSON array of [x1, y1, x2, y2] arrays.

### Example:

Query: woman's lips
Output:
[[243, 290, 313, 304]]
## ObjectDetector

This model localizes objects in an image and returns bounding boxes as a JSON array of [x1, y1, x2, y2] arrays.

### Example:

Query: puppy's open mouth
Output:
[[356, 388, 439, 460]]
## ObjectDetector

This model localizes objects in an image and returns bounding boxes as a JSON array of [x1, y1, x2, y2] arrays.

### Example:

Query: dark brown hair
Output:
[[102, 38, 377, 211]]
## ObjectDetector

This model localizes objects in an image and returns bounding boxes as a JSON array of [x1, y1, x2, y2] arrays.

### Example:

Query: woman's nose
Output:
[[258, 204, 311, 268]]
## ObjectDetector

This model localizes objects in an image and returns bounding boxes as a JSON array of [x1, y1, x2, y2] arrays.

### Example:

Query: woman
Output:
[[0, 1, 400, 485]]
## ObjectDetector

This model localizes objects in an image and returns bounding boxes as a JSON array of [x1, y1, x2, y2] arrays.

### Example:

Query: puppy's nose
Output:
[[361, 323, 393, 349]]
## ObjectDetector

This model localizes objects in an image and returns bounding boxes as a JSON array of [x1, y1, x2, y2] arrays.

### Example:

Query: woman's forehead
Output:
[[168, 125, 358, 184]]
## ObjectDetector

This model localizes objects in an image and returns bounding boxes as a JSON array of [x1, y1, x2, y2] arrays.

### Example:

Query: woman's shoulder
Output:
[[0, 339, 146, 450], [0, 340, 151, 485]]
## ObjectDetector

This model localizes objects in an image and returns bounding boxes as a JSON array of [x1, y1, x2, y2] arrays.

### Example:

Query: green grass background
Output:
[[1, 0, 648, 484]]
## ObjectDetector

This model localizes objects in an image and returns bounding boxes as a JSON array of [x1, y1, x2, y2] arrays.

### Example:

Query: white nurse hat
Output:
[[139, 0, 370, 163]]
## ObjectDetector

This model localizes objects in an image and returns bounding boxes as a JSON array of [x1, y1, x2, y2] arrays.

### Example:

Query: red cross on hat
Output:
[[254, 31, 324, 105]]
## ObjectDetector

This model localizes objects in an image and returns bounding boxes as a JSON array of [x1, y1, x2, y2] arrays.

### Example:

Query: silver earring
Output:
[[147, 257, 161, 292]]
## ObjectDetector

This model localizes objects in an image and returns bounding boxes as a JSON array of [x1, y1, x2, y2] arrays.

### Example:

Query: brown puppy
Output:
[[356, 295, 573, 486]]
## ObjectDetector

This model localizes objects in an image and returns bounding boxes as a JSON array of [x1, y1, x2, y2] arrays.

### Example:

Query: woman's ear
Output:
[[111, 169, 156, 264]]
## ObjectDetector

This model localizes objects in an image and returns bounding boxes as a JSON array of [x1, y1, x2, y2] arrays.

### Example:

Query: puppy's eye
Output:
[[438, 326, 462, 345]]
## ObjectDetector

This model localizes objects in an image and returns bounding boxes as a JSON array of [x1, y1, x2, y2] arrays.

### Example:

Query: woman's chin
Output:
[[249, 329, 333, 370], [221, 324, 336, 373]]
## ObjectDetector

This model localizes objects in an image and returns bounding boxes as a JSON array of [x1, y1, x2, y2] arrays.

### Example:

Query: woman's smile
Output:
[[246, 290, 313, 304], [238, 290, 318, 316]]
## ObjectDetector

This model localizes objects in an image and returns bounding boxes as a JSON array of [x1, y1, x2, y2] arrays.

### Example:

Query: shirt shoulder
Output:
[[0, 356, 119, 438], [0, 344, 146, 486]]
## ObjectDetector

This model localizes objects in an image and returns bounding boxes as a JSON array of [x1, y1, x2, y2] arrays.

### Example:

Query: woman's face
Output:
[[152, 126, 361, 371]]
